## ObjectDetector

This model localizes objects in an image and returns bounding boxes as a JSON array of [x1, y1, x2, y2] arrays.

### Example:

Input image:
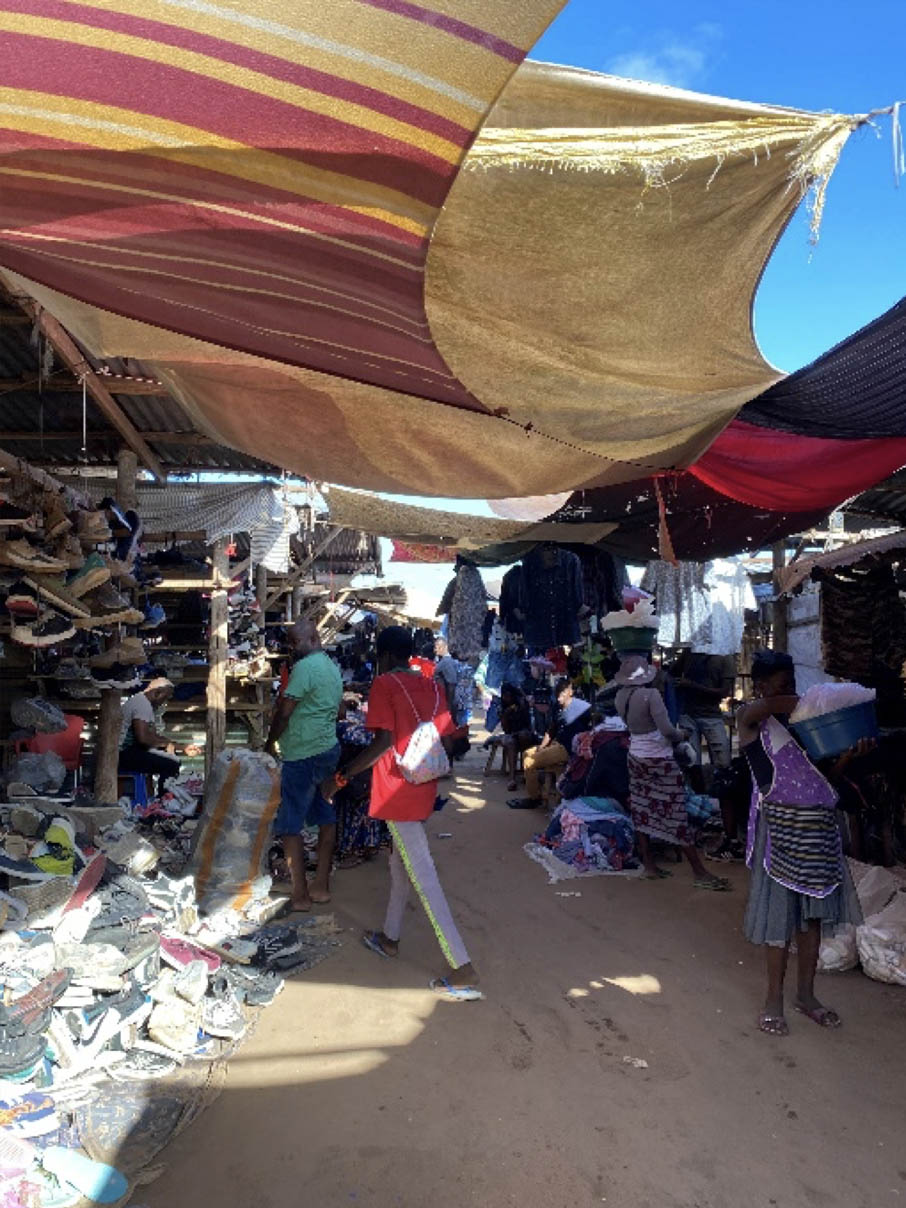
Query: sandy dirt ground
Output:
[[142, 746, 906, 1208]]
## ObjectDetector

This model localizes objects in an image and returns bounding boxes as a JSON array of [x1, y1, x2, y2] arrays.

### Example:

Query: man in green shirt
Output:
[[266, 618, 342, 912]]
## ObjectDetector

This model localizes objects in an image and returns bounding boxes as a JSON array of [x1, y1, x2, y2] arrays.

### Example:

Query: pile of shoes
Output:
[[227, 586, 273, 677], [0, 794, 342, 1191], [0, 485, 146, 653]]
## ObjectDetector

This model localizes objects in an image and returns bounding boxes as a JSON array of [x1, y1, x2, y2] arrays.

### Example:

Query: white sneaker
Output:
[[172, 960, 209, 1005], [148, 998, 203, 1055]]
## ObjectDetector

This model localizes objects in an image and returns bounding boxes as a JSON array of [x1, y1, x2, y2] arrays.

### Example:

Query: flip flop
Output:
[[693, 876, 732, 892], [758, 1013, 789, 1037], [40, 1146, 127, 1204], [794, 1003, 841, 1028], [644, 868, 673, 880], [429, 978, 483, 1002], [362, 931, 396, 959]]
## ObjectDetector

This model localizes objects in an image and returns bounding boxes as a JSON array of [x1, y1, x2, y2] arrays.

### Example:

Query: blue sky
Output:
[[534, 0, 905, 373]]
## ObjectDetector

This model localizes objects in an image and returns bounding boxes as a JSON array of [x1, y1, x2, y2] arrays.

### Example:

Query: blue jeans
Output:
[[679, 715, 731, 769], [274, 745, 340, 836]]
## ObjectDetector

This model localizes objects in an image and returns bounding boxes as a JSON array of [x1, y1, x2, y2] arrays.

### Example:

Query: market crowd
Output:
[[262, 549, 901, 1032]]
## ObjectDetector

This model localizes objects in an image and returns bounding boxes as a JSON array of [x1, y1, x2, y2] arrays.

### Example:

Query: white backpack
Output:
[[392, 675, 451, 785]]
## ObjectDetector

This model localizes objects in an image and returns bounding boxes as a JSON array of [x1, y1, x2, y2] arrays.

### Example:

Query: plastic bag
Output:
[[849, 859, 900, 917], [856, 892, 906, 987], [790, 682, 875, 723], [189, 749, 281, 915], [9, 750, 66, 792], [10, 697, 67, 734], [818, 924, 858, 973]]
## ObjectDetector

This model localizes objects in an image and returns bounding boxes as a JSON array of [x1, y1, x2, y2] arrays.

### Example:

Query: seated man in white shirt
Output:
[[117, 677, 200, 795]]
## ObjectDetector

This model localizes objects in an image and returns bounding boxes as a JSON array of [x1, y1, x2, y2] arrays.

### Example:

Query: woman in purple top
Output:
[[737, 651, 863, 1037]]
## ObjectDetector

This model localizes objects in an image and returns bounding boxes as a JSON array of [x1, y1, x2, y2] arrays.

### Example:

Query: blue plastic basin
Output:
[[791, 699, 879, 761]]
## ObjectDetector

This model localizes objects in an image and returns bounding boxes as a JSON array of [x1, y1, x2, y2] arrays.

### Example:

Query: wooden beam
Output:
[[0, 445, 90, 504], [0, 374, 168, 396], [12, 302, 166, 481], [0, 430, 215, 446], [206, 537, 229, 773], [262, 525, 344, 610]]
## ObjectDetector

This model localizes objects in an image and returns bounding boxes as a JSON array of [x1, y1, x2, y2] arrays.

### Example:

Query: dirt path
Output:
[[143, 749, 906, 1208]]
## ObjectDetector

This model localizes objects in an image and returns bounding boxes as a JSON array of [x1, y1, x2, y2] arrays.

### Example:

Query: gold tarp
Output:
[[425, 62, 855, 485], [1, 61, 857, 498], [325, 485, 616, 548]]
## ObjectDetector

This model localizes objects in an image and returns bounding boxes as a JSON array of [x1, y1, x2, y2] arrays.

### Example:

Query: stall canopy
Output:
[[326, 485, 616, 549], [545, 293, 906, 561], [0, 0, 880, 500]]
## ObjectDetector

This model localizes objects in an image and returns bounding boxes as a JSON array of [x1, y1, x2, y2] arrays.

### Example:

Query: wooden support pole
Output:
[[772, 540, 789, 654], [116, 449, 138, 512], [206, 537, 229, 772], [292, 586, 303, 621], [93, 448, 138, 805], [255, 563, 268, 611]]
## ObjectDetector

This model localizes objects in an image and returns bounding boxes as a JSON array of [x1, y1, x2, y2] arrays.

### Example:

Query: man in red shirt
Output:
[[322, 626, 481, 1002]]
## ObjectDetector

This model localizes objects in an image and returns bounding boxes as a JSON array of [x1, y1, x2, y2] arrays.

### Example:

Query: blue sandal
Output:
[[429, 977, 483, 1002], [362, 931, 396, 959]]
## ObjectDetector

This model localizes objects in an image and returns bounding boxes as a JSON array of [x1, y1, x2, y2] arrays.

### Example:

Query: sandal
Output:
[[693, 875, 731, 891], [362, 931, 396, 959], [794, 1002, 841, 1028], [758, 1013, 789, 1037], [429, 977, 483, 1002], [644, 868, 673, 880]]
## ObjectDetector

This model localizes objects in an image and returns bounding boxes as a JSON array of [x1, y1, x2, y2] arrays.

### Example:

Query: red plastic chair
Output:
[[14, 713, 86, 786]]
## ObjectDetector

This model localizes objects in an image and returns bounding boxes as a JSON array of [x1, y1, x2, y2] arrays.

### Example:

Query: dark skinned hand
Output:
[[832, 736, 877, 776]]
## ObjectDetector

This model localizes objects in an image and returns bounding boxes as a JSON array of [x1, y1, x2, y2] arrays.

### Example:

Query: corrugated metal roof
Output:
[[779, 527, 906, 594], [845, 468, 906, 525], [0, 310, 278, 473]]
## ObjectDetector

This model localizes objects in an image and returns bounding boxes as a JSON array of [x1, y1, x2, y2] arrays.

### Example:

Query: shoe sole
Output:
[[24, 577, 91, 618], [76, 609, 144, 629], [1, 554, 68, 572], [11, 622, 76, 646], [67, 568, 110, 598]]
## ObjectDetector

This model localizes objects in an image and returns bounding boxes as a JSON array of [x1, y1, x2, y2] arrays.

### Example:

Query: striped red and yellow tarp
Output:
[[0, 0, 564, 402]]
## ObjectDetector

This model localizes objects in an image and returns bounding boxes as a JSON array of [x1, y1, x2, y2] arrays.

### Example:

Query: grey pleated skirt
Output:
[[743, 810, 862, 948]]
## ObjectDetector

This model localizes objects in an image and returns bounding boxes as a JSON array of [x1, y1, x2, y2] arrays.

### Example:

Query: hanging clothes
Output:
[[499, 564, 525, 635], [818, 562, 906, 702], [641, 558, 754, 653], [448, 561, 486, 660], [641, 560, 711, 648], [693, 558, 756, 655], [521, 546, 584, 648], [568, 546, 629, 618]]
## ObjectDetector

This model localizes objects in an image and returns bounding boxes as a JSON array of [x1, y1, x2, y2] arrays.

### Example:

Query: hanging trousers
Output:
[[383, 820, 470, 969]]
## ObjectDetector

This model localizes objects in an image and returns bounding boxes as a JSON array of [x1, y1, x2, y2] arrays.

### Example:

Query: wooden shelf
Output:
[[42, 699, 269, 714]]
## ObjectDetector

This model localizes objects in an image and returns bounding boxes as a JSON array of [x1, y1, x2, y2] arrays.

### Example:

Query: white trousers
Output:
[[383, 820, 470, 970]]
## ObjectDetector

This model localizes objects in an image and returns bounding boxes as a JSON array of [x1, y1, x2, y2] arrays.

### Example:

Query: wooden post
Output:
[[206, 537, 229, 772], [772, 540, 788, 653], [116, 450, 138, 511], [255, 563, 268, 611], [292, 586, 303, 620], [93, 448, 138, 804]]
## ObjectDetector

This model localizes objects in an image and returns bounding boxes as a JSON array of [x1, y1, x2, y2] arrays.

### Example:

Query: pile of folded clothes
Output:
[[524, 797, 640, 883], [0, 795, 342, 1203]]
